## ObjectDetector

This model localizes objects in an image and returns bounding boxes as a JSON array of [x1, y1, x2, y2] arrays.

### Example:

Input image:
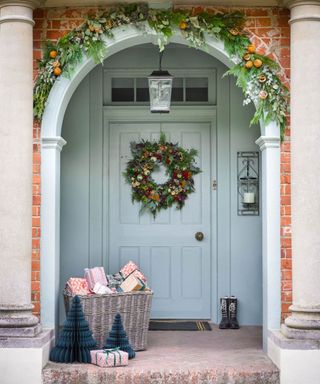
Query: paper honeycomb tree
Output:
[[104, 313, 136, 359], [49, 295, 97, 363]]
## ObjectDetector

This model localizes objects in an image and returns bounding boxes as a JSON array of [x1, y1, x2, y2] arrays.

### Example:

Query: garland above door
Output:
[[34, 3, 289, 138]]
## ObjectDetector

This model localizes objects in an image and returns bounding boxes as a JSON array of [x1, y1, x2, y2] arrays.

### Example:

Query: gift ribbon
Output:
[[101, 347, 122, 366]]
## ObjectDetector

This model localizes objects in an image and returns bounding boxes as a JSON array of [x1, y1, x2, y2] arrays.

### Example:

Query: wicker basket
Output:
[[64, 291, 153, 351]]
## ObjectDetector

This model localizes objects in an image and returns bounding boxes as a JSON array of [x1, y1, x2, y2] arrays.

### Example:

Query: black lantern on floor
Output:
[[148, 51, 173, 113]]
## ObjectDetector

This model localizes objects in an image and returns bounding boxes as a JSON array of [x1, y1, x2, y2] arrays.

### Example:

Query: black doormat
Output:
[[149, 320, 212, 331]]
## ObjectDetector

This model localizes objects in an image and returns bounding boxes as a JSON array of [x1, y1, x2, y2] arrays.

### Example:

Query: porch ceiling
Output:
[[41, 0, 282, 8]]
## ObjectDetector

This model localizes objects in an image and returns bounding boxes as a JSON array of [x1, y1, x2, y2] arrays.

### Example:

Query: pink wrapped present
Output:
[[65, 278, 90, 295], [84, 267, 108, 290], [120, 261, 147, 283], [90, 348, 128, 367], [132, 269, 147, 283]]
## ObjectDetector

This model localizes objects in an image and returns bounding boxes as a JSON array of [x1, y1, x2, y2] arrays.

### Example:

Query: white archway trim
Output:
[[40, 25, 281, 350], [256, 130, 281, 349], [40, 136, 66, 329]]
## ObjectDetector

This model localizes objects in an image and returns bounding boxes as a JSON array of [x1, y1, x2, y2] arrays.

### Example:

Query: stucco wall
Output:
[[32, 5, 291, 322]]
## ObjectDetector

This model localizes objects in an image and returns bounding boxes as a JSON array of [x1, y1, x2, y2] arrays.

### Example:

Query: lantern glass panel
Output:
[[148, 77, 173, 113]]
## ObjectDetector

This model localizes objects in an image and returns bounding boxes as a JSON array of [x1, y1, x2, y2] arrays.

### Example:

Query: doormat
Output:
[[149, 320, 212, 331]]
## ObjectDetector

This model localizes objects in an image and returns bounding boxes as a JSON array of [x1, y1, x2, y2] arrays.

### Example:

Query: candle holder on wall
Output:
[[237, 152, 259, 216]]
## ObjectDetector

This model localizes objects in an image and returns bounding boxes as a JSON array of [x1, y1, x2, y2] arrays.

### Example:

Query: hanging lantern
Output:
[[148, 51, 173, 113]]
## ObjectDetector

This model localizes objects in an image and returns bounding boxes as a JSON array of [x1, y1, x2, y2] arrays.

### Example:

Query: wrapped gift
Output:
[[84, 267, 108, 290], [120, 274, 145, 292], [92, 282, 113, 295], [90, 348, 128, 367], [120, 261, 147, 283], [106, 273, 124, 289], [132, 269, 147, 283], [120, 261, 139, 278], [65, 278, 90, 295]]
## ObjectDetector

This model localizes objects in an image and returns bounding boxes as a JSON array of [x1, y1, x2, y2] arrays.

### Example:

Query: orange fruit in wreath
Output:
[[53, 67, 62, 76], [49, 50, 58, 59], [254, 58, 263, 68], [245, 60, 253, 69], [179, 20, 189, 30], [243, 53, 251, 61], [247, 44, 256, 54]]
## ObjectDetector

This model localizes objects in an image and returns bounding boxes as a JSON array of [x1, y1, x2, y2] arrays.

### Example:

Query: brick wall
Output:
[[32, 5, 291, 321]]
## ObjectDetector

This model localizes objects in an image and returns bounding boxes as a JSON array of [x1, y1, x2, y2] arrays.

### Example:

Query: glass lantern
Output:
[[237, 152, 259, 216], [148, 70, 173, 113]]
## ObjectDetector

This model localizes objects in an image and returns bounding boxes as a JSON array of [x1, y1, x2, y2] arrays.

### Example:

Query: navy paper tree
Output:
[[50, 295, 97, 363], [104, 313, 136, 359]]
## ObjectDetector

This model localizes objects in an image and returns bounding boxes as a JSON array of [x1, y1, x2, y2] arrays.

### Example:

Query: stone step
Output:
[[43, 362, 279, 384], [43, 328, 279, 384]]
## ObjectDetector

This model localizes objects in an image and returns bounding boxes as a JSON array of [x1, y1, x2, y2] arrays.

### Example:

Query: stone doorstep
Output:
[[43, 327, 279, 384], [43, 364, 280, 384]]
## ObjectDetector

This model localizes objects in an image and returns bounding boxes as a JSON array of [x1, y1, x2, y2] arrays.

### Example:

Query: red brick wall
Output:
[[32, 6, 291, 321]]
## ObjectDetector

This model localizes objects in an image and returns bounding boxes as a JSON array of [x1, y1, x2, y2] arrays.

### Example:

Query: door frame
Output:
[[103, 105, 217, 321]]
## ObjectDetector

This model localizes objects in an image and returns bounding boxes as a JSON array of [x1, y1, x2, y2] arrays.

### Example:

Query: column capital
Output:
[[0, 0, 43, 26], [282, 0, 320, 23], [255, 136, 280, 151], [0, 1, 43, 10], [283, 0, 320, 8], [42, 136, 67, 152]]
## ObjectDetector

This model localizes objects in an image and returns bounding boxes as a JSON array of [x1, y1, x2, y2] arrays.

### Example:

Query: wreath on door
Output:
[[124, 133, 201, 217]]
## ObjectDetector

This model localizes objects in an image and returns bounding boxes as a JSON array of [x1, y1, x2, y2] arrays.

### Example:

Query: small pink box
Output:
[[90, 349, 128, 367], [84, 267, 108, 290], [120, 261, 147, 283]]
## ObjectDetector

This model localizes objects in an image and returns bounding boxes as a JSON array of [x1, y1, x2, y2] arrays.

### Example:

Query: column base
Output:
[[283, 305, 320, 340], [281, 324, 320, 341], [0, 323, 42, 337], [268, 330, 320, 384], [0, 328, 55, 384], [0, 303, 41, 337]]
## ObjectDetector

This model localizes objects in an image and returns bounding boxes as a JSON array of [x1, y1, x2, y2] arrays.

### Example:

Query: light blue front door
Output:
[[108, 119, 212, 319]]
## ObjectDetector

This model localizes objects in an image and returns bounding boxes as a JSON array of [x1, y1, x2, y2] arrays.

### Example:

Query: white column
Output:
[[282, 0, 320, 339], [0, 0, 41, 335], [256, 122, 281, 350], [41, 137, 66, 330]]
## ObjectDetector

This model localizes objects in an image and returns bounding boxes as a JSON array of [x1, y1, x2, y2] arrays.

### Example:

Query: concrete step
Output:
[[43, 327, 279, 384], [43, 362, 279, 384]]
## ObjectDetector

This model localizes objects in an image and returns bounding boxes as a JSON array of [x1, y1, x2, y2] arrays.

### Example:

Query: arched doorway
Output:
[[40, 25, 281, 348]]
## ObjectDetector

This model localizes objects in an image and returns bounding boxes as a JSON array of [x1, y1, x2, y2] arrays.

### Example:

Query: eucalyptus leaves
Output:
[[33, 3, 289, 138]]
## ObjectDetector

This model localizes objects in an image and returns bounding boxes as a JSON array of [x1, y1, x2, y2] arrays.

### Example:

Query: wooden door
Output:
[[108, 120, 212, 318]]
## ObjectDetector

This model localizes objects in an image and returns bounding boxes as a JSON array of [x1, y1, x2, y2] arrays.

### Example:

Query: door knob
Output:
[[195, 232, 204, 241]]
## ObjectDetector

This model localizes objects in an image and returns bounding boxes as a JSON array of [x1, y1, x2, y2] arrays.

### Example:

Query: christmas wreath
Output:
[[124, 133, 201, 217]]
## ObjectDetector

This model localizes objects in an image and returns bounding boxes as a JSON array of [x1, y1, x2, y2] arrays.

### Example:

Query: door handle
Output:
[[195, 232, 204, 241]]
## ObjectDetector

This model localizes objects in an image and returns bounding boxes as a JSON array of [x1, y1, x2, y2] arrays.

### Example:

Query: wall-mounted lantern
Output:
[[148, 51, 173, 113], [237, 152, 259, 216]]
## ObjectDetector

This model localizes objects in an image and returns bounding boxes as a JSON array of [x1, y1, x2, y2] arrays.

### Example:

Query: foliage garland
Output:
[[123, 133, 201, 217], [34, 3, 289, 138]]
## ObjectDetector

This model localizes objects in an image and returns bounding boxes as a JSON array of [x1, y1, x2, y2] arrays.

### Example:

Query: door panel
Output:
[[108, 121, 212, 319]]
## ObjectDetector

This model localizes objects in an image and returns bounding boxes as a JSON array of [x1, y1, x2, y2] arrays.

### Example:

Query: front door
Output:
[[108, 117, 212, 319]]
